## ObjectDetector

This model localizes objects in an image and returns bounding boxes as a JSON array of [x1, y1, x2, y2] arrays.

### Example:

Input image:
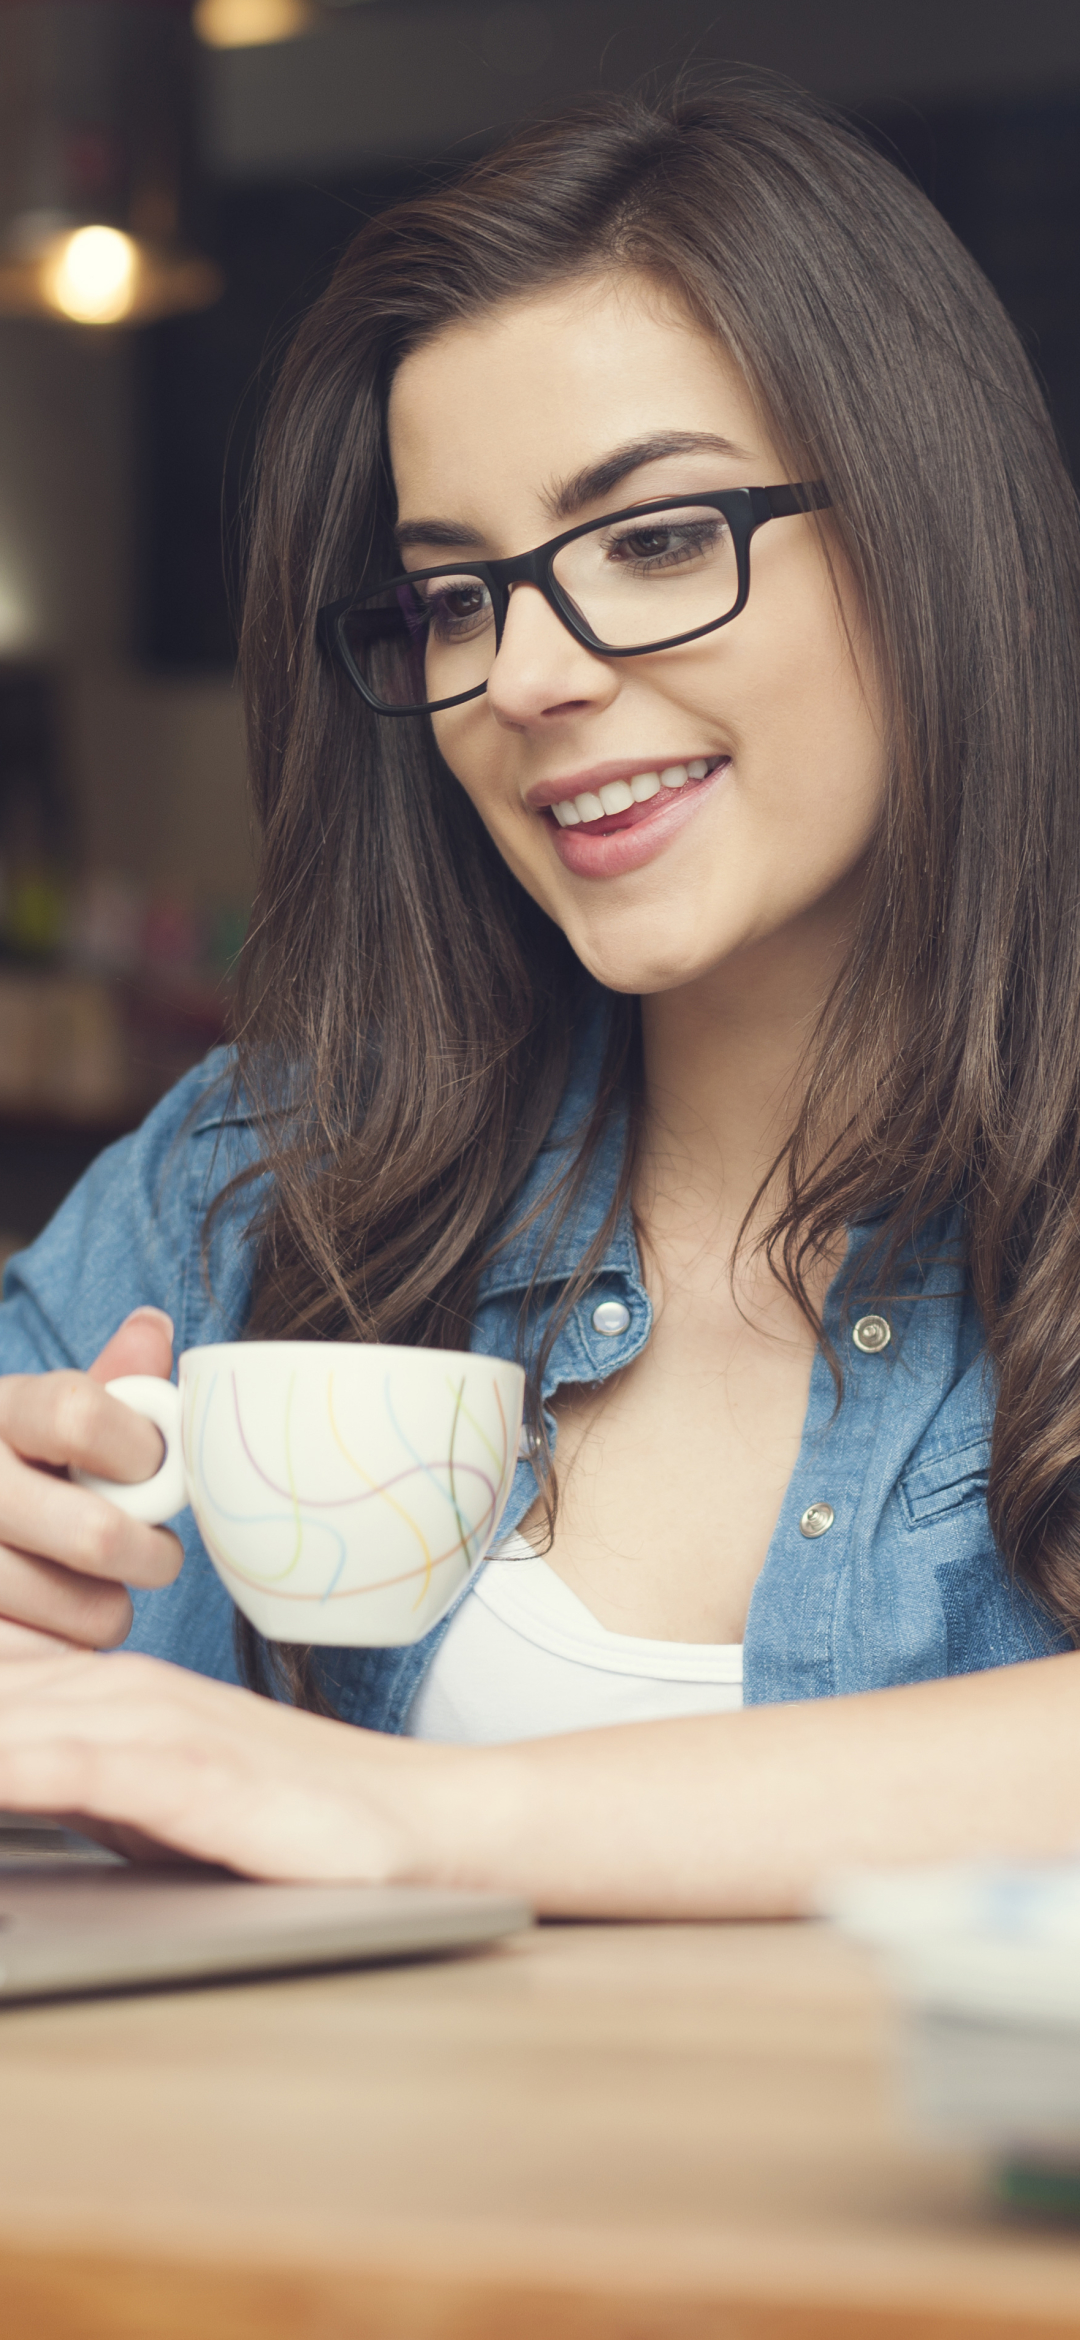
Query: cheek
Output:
[[430, 706, 494, 804], [746, 575, 885, 828], [433, 714, 557, 897], [431, 717, 508, 848]]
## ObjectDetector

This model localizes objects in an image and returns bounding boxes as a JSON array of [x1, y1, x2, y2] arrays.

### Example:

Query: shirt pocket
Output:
[[898, 1436, 991, 1528]]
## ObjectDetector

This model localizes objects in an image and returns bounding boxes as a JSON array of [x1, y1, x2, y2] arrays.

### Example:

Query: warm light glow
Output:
[[0, 219, 222, 326], [45, 225, 137, 324], [193, 0, 317, 45]]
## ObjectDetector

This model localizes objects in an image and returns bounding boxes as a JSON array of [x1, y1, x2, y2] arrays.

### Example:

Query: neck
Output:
[[636, 900, 852, 1265]]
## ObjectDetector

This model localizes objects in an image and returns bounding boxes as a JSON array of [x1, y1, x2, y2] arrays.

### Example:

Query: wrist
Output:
[[336, 1727, 522, 1892]]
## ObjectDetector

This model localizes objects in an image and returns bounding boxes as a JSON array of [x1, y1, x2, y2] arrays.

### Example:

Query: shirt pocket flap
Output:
[[900, 1436, 990, 1525]]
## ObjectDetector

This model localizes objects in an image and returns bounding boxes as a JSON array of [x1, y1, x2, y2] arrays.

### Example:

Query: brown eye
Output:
[[624, 529, 681, 558], [424, 580, 493, 637], [608, 520, 725, 569]]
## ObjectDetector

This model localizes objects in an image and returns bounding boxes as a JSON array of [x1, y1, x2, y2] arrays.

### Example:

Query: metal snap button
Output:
[[799, 1501, 835, 1538], [852, 1313, 891, 1354], [591, 1297, 631, 1337]]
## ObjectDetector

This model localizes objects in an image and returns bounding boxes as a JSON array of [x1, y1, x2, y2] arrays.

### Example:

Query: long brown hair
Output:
[[227, 75, 1080, 1701]]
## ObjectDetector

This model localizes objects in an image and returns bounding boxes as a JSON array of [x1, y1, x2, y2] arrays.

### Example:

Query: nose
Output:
[[484, 583, 618, 729]]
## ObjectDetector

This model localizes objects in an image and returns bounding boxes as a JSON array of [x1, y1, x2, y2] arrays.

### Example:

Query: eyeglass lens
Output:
[[339, 503, 740, 711]]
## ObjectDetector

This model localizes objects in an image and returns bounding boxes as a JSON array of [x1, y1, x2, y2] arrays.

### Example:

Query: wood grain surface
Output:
[[1, 1917, 1079, 2339]]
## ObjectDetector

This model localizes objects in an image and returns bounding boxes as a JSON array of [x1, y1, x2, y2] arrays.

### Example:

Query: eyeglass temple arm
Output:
[[749, 482, 831, 522]]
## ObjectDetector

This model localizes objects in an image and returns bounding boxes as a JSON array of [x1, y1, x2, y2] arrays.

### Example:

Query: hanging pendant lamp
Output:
[[192, 0, 318, 43], [0, 0, 222, 325]]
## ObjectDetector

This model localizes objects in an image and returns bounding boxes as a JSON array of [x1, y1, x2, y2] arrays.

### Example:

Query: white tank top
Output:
[[406, 1530, 743, 1745]]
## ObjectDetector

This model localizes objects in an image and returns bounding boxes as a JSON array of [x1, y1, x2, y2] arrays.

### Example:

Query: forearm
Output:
[[411, 1653, 1080, 1917], [3, 1646, 1076, 1912]]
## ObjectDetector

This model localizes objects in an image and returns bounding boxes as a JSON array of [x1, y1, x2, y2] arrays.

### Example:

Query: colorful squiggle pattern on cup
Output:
[[180, 1364, 515, 1614]]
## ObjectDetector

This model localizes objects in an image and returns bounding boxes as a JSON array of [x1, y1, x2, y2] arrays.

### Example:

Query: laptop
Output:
[[0, 1817, 531, 2001]]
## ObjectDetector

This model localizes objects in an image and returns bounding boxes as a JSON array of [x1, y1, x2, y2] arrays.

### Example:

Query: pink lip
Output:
[[548, 759, 730, 880]]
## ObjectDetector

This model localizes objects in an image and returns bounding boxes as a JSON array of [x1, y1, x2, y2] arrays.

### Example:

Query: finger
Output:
[[0, 1543, 134, 1645], [88, 1308, 174, 1387], [0, 1659, 215, 1856], [0, 1370, 165, 1483], [0, 1712, 244, 1872], [0, 1654, 390, 1883], [0, 1617, 86, 1663], [0, 1444, 182, 1589], [53, 1815, 194, 1866]]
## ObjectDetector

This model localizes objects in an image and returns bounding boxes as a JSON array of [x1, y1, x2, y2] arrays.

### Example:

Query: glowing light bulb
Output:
[[192, 0, 316, 46], [46, 225, 137, 324]]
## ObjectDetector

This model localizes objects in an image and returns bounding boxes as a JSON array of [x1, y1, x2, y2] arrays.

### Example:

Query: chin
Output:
[[570, 935, 711, 997]]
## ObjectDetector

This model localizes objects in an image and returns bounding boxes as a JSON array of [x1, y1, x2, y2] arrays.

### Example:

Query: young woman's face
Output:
[[387, 273, 886, 996]]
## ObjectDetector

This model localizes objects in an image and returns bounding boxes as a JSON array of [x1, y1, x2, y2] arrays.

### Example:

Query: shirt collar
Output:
[[474, 993, 966, 1312]]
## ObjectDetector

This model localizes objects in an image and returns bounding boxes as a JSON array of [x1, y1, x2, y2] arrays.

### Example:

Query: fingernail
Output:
[[123, 1307, 175, 1340]]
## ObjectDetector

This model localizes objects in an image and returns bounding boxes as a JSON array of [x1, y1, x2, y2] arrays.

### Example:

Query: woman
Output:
[[0, 79, 1078, 1912]]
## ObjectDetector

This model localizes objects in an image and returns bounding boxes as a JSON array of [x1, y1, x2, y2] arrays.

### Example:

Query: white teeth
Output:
[[630, 771, 661, 802], [551, 762, 717, 829]]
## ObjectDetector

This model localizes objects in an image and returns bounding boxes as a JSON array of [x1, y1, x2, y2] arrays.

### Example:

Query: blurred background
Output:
[[0, 0, 1079, 1254]]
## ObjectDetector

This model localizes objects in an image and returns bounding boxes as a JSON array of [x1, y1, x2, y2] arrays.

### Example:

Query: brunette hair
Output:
[[228, 75, 1080, 1702]]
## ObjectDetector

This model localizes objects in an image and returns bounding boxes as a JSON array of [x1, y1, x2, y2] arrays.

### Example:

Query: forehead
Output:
[[386, 272, 773, 515]]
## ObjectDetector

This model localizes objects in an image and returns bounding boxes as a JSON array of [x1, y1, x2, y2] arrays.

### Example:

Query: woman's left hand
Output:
[[0, 1647, 459, 1880]]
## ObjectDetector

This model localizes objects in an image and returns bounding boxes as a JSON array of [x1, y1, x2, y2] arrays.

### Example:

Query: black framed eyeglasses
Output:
[[318, 482, 831, 718]]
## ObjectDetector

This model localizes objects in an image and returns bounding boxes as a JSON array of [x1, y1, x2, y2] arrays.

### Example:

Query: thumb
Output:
[[88, 1307, 174, 1387]]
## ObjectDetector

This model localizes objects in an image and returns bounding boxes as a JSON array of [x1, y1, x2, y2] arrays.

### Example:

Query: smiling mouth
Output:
[[546, 758, 727, 836]]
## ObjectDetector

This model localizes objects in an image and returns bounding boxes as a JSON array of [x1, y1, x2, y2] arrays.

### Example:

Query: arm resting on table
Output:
[[0, 1644, 1075, 1917], [428, 1652, 1080, 1915]]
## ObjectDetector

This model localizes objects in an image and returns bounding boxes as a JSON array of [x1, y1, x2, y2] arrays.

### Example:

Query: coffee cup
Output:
[[73, 1342, 525, 1646]]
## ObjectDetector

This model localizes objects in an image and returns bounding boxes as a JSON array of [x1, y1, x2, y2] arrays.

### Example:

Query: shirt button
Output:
[[852, 1313, 891, 1354], [799, 1500, 835, 1538], [591, 1298, 631, 1337]]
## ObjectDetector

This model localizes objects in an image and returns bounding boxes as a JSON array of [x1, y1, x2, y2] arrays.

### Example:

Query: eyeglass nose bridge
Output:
[[482, 541, 571, 655]]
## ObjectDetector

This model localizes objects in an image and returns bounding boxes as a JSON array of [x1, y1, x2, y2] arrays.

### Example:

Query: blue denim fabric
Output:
[[0, 1038, 1065, 1728]]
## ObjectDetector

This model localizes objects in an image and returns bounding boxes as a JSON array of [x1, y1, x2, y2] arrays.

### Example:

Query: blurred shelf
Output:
[[0, 1103, 142, 1141]]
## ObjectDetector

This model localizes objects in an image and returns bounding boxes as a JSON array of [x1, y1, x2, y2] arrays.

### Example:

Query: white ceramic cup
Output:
[[73, 1342, 526, 1646]]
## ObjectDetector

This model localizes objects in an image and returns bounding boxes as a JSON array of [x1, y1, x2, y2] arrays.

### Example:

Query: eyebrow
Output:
[[392, 430, 751, 552]]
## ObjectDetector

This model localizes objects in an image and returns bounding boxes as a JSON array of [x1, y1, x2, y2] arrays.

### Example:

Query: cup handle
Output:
[[71, 1375, 187, 1524]]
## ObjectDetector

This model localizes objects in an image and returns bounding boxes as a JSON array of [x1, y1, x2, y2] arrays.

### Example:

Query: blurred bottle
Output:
[[67, 870, 144, 975]]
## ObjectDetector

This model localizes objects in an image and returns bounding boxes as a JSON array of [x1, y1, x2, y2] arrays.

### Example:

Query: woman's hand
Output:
[[0, 1310, 183, 1655], [0, 1646, 447, 1881]]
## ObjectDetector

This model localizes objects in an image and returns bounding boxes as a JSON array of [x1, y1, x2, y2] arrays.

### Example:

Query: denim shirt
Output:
[[0, 1041, 1065, 1727]]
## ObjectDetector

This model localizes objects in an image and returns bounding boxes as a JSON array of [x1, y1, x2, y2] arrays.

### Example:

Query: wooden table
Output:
[[1, 1916, 1080, 2339]]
